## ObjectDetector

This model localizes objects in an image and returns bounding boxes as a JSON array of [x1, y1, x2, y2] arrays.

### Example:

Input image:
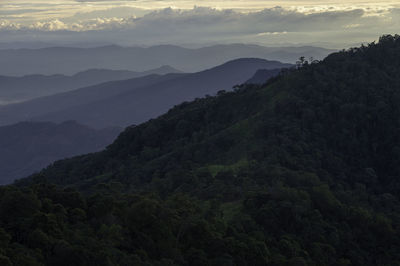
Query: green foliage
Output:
[[5, 34, 400, 265]]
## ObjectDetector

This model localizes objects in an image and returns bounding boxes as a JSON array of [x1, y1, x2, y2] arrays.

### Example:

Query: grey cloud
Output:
[[74, 0, 135, 1], [121, 7, 366, 33], [63, 7, 150, 23], [0, 6, 397, 47], [1, 6, 369, 32], [0, 9, 48, 15], [98, 6, 371, 40]]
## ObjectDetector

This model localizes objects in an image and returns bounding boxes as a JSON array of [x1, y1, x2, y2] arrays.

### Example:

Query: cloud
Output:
[[0, 6, 370, 31], [0, 20, 21, 30], [28, 19, 69, 31], [66, 7, 150, 21], [0, 6, 398, 47], [82, 6, 375, 36], [74, 0, 132, 1], [0, 9, 48, 16]]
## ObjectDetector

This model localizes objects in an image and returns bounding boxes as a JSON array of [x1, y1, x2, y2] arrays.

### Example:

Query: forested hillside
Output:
[[1, 35, 400, 265]]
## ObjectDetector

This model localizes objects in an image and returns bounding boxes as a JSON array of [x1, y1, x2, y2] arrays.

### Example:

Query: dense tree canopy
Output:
[[3, 35, 400, 265]]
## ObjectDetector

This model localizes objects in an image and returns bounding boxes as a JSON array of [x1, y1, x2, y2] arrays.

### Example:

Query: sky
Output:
[[0, 0, 399, 48]]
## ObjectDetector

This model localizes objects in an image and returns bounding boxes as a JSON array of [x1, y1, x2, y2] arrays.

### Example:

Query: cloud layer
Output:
[[0, 4, 399, 47]]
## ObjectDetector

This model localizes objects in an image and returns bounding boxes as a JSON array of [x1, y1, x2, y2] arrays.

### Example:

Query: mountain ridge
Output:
[[0, 44, 333, 75], [0, 66, 181, 104], [0, 58, 290, 128], [245, 68, 282, 84]]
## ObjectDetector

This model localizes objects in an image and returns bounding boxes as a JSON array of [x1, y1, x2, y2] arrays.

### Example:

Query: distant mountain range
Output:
[[0, 58, 291, 128], [245, 68, 282, 84], [0, 44, 333, 76], [0, 120, 121, 184], [0, 66, 180, 104]]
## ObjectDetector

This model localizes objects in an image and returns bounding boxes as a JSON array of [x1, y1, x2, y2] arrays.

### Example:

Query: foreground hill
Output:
[[0, 121, 121, 185], [0, 58, 290, 128], [2, 35, 400, 265], [0, 66, 180, 104], [0, 44, 333, 75]]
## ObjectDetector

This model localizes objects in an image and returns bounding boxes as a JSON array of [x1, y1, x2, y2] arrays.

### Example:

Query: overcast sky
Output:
[[0, 0, 399, 48]]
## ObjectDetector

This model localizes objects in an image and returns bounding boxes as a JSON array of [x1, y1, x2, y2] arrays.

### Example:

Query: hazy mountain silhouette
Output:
[[0, 73, 185, 126], [0, 120, 121, 184], [245, 68, 282, 84], [0, 58, 290, 128], [0, 65, 180, 104], [0, 44, 332, 75]]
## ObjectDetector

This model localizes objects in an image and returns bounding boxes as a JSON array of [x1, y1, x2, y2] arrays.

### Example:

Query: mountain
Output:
[[0, 58, 291, 128], [0, 73, 186, 126], [0, 44, 334, 76], [0, 65, 181, 104], [245, 68, 282, 84], [3, 35, 400, 265], [0, 121, 121, 185]]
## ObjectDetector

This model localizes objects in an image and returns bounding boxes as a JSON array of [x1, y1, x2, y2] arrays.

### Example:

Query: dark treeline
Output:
[[2, 35, 400, 265]]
